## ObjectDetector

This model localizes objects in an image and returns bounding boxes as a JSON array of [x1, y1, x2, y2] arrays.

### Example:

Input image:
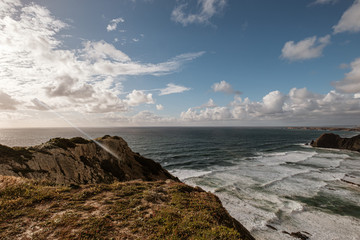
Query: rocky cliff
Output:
[[0, 136, 255, 240], [310, 133, 360, 152], [0, 135, 177, 184]]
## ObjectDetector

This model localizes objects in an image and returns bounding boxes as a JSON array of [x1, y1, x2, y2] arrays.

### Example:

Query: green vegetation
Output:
[[70, 137, 92, 144], [0, 176, 251, 239], [47, 138, 76, 149]]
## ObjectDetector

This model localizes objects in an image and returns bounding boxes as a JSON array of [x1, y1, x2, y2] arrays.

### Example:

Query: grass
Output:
[[46, 138, 76, 150], [0, 176, 253, 240]]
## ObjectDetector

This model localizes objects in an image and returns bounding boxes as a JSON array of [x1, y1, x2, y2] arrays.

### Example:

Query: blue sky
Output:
[[0, 0, 360, 127]]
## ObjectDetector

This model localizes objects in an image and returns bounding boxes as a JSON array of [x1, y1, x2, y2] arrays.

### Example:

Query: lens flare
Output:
[[32, 98, 120, 160]]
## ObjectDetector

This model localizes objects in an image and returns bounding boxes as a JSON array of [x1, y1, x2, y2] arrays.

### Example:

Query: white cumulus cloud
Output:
[[201, 99, 217, 108], [333, 0, 360, 34], [181, 106, 232, 121], [107, 17, 124, 32], [281, 35, 331, 61], [334, 58, 360, 93], [181, 87, 360, 124], [212, 80, 240, 94], [171, 0, 227, 26], [125, 90, 154, 106], [262, 91, 286, 114], [156, 104, 164, 110]]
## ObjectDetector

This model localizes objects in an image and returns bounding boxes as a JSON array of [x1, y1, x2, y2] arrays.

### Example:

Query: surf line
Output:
[[32, 98, 120, 160]]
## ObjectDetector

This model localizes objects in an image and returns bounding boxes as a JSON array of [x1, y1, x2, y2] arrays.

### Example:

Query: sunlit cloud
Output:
[[212, 80, 241, 95], [333, 0, 360, 34], [281, 35, 331, 61], [125, 90, 154, 107], [159, 83, 191, 96], [0, 0, 204, 116], [333, 58, 360, 93], [181, 88, 360, 123]]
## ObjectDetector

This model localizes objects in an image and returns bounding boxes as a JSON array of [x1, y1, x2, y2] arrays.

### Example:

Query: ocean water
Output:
[[0, 127, 360, 240]]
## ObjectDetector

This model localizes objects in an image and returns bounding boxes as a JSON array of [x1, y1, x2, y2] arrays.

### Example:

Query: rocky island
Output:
[[0, 136, 254, 240], [310, 133, 360, 152]]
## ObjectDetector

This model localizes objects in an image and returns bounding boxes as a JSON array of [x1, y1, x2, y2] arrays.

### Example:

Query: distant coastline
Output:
[[287, 126, 360, 132]]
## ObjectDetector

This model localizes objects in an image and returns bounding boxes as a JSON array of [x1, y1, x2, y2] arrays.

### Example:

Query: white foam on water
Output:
[[255, 151, 317, 166], [314, 152, 350, 158], [253, 209, 360, 240], [214, 189, 279, 231], [263, 174, 328, 197], [216, 180, 360, 240], [168, 144, 360, 240], [260, 169, 312, 188], [211, 184, 305, 233], [170, 169, 212, 181], [301, 156, 343, 169]]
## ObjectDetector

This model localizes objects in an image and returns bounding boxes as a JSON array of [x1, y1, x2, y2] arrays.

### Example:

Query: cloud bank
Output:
[[181, 87, 360, 124]]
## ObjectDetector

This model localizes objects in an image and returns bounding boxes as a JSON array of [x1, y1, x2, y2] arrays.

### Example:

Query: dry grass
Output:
[[0, 177, 252, 240], [0, 176, 28, 190]]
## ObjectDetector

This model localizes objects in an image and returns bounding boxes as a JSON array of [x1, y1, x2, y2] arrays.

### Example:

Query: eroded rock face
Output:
[[0, 135, 177, 184], [310, 133, 360, 152]]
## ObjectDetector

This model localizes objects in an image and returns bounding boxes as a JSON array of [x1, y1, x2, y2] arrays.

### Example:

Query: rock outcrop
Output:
[[310, 133, 360, 152], [0, 135, 177, 184]]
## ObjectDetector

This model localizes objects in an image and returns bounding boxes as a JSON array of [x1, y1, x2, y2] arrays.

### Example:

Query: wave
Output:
[[173, 145, 360, 240], [169, 169, 212, 181], [254, 151, 317, 166]]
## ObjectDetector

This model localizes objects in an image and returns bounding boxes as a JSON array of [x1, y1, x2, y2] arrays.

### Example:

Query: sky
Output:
[[0, 0, 360, 128]]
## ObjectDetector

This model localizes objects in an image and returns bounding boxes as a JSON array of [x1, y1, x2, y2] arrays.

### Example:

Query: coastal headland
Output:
[[0, 135, 254, 240]]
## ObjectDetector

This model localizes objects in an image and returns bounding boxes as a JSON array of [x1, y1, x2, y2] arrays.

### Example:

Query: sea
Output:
[[0, 127, 359, 240]]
